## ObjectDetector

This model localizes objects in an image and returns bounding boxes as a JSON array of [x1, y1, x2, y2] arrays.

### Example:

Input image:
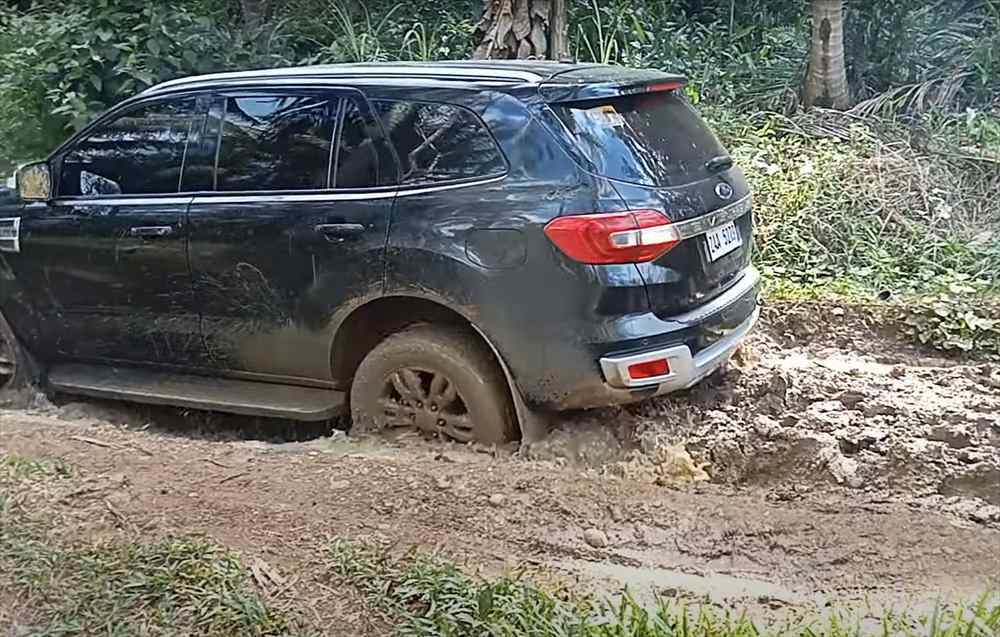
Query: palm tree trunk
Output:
[[803, 0, 851, 109], [239, 0, 272, 32], [474, 0, 566, 60]]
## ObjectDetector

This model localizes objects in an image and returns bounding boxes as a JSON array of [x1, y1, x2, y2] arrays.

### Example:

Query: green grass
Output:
[[0, 454, 305, 636], [329, 541, 1000, 637], [0, 454, 76, 481]]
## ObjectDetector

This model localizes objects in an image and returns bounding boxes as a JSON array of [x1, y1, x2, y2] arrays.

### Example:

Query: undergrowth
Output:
[[329, 541, 1000, 637], [709, 106, 1000, 355], [711, 108, 1000, 298], [0, 454, 301, 636]]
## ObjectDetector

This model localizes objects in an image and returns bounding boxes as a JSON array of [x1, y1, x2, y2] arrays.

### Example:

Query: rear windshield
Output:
[[553, 91, 727, 187]]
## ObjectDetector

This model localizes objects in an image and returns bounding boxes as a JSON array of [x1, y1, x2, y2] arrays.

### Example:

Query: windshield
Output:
[[553, 91, 728, 187]]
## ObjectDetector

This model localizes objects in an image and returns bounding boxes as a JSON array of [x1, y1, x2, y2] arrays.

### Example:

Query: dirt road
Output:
[[1, 306, 999, 625]]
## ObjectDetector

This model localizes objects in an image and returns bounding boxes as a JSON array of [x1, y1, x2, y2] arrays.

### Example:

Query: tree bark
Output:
[[550, 0, 570, 61], [803, 0, 851, 110], [239, 0, 272, 32], [474, 0, 566, 60]]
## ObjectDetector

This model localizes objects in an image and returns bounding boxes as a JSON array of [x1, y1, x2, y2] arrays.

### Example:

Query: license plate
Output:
[[705, 221, 742, 262]]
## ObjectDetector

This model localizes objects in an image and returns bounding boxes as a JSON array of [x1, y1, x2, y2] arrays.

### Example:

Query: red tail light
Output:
[[628, 359, 670, 380], [543, 210, 680, 264]]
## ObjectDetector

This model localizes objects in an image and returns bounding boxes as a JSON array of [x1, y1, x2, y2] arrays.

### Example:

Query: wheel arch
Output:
[[329, 294, 546, 441]]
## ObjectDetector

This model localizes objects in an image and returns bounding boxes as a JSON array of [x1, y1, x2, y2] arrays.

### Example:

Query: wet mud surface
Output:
[[1, 307, 998, 621]]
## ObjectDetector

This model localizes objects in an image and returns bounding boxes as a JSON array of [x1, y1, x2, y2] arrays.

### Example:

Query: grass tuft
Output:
[[0, 454, 76, 481], [330, 540, 1000, 637]]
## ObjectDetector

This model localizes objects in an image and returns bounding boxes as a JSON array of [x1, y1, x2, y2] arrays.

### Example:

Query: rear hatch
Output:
[[542, 68, 753, 318]]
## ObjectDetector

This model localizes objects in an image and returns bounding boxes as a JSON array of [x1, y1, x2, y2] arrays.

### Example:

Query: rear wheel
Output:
[[0, 314, 33, 395], [349, 325, 517, 444]]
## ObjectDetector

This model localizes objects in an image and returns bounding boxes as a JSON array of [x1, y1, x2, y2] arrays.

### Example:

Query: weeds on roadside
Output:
[[0, 455, 302, 636], [329, 540, 1000, 637], [0, 454, 75, 481]]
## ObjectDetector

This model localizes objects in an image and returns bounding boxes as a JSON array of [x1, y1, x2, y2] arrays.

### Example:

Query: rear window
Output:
[[553, 91, 727, 188]]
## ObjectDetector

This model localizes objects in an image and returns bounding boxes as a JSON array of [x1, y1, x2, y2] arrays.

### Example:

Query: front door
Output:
[[186, 89, 395, 383], [9, 96, 209, 365]]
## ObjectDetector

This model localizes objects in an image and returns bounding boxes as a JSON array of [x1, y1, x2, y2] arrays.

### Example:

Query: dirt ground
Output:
[[1, 305, 999, 628]]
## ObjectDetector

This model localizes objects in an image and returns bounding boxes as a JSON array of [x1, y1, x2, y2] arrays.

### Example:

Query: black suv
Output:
[[0, 61, 758, 443]]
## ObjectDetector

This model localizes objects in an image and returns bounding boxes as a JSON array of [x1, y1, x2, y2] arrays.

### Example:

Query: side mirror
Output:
[[16, 161, 52, 202]]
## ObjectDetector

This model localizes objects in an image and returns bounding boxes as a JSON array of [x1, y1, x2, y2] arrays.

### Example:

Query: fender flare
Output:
[[471, 324, 549, 443]]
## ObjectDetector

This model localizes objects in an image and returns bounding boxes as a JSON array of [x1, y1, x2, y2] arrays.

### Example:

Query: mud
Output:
[[1, 308, 999, 626], [531, 312, 1000, 529]]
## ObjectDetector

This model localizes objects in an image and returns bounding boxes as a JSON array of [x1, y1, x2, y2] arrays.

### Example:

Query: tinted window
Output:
[[374, 100, 506, 184], [216, 95, 334, 191], [333, 100, 380, 189], [553, 91, 728, 187], [60, 98, 197, 197]]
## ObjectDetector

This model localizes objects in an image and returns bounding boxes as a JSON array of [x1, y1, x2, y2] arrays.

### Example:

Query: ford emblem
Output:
[[715, 182, 734, 200]]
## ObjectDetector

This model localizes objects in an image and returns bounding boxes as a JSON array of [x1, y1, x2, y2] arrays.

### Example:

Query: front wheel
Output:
[[349, 325, 517, 444]]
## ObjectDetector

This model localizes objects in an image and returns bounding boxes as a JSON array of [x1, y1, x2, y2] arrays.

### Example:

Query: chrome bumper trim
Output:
[[599, 306, 760, 390], [671, 194, 752, 240], [668, 265, 760, 327]]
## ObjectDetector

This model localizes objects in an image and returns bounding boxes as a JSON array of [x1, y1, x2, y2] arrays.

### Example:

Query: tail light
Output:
[[543, 210, 680, 264], [627, 359, 670, 380]]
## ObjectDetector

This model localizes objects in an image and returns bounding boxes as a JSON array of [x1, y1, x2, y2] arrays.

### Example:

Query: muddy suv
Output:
[[0, 61, 758, 443]]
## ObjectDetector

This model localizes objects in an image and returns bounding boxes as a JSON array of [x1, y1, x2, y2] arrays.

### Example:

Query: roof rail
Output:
[[143, 64, 544, 96]]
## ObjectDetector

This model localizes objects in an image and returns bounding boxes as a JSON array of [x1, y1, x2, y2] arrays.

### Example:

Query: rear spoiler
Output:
[[540, 66, 687, 104]]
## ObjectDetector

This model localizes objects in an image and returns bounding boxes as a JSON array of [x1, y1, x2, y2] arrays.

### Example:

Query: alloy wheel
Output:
[[377, 366, 475, 442]]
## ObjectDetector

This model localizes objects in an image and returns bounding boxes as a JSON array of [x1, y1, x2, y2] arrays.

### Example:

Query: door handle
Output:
[[315, 223, 366, 239], [129, 226, 174, 238]]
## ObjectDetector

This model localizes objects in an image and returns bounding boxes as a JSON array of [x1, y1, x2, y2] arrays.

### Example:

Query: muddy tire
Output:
[[349, 324, 517, 444], [0, 313, 35, 396]]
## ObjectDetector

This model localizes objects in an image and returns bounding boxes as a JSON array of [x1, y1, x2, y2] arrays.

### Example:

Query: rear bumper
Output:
[[548, 266, 760, 410], [600, 305, 758, 393]]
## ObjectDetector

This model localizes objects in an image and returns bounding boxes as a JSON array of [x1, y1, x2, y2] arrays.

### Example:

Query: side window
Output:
[[216, 95, 334, 192], [333, 100, 380, 189], [373, 100, 506, 185], [59, 98, 198, 197]]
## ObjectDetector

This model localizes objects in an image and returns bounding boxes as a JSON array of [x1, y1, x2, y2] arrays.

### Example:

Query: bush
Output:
[[0, 1, 296, 173], [895, 275, 1000, 356], [709, 108, 1000, 297]]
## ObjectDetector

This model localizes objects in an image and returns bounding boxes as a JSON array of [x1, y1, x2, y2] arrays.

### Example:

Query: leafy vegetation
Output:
[[330, 540, 1000, 637], [712, 108, 1000, 299], [1, 453, 75, 481], [1, 0, 996, 170], [0, 0, 997, 352], [896, 281, 1000, 356]]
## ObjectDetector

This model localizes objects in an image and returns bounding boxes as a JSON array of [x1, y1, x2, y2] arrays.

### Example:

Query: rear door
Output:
[[187, 88, 395, 382], [550, 87, 753, 317], [8, 96, 207, 365]]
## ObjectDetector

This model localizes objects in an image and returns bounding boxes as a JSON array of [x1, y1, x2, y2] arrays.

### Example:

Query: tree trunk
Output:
[[550, 0, 570, 61], [474, 0, 568, 60], [803, 0, 851, 110], [239, 0, 272, 32]]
